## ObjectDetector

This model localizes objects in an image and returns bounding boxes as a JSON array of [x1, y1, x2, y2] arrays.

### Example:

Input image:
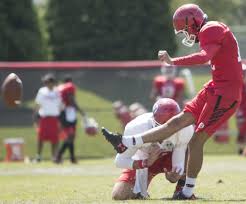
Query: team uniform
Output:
[[236, 83, 246, 145], [102, 5, 243, 200], [58, 82, 77, 140], [35, 86, 62, 144], [173, 21, 243, 136], [115, 113, 194, 198], [153, 75, 185, 102]]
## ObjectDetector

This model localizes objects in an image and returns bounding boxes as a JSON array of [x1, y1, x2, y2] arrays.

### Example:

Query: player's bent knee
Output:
[[112, 182, 134, 200], [112, 191, 123, 200], [112, 190, 130, 200]]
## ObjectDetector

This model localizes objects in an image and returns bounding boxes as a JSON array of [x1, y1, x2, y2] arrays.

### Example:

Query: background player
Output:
[[150, 66, 185, 108], [213, 122, 230, 143], [34, 73, 62, 162], [236, 64, 246, 155], [55, 75, 87, 163], [108, 98, 194, 200], [112, 101, 132, 129], [102, 4, 243, 199]]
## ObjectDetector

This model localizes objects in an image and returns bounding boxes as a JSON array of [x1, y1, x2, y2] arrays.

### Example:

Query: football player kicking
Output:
[[102, 4, 243, 200], [106, 98, 194, 200]]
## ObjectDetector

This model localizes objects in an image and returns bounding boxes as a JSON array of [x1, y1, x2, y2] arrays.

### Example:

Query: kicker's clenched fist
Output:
[[158, 50, 173, 65]]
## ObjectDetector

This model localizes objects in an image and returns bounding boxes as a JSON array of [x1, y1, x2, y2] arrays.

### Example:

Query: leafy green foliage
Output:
[[171, 0, 244, 25], [46, 0, 177, 60], [0, 0, 46, 61]]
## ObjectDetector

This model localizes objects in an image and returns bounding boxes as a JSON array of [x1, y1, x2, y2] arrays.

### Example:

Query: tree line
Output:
[[1, 0, 245, 61]]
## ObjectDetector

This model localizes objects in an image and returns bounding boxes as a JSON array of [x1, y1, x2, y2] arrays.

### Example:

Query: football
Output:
[[1, 73, 23, 107], [83, 117, 98, 136]]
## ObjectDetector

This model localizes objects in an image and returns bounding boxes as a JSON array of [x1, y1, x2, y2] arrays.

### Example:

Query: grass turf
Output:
[[0, 155, 245, 203], [0, 73, 244, 203]]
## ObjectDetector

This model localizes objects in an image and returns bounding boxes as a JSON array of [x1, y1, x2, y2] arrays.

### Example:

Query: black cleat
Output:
[[101, 127, 127, 153], [172, 191, 196, 200], [172, 179, 185, 198]]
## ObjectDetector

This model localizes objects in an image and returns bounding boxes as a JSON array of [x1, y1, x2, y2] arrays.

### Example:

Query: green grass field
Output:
[[0, 73, 245, 203], [0, 155, 245, 203]]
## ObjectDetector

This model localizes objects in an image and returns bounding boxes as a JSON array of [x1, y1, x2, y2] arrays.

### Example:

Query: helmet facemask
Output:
[[174, 13, 207, 47], [175, 29, 196, 47]]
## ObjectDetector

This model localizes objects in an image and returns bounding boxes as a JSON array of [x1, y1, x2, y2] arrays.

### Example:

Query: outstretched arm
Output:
[[114, 148, 138, 169], [115, 144, 162, 169], [164, 126, 193, 183], [164, 145, 187, 183], [159, 44, 221, 66], [67, 93, 86, 117]]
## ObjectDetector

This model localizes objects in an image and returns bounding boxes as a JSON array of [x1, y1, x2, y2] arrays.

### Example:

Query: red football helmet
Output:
[[173, 4, 207, 47], [152, 98, 180, 126]]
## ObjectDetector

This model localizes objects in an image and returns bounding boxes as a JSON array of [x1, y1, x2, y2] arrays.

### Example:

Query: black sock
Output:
[[68, 142, 75, 161], [57, 142, 69, 159], [238, 148, 243, 155]]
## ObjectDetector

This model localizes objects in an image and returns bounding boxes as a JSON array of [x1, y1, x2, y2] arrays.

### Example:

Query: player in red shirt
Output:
[[213, 121, 230, 143], [236, 64, 246, 155], [150, 66, 185, 108], [102, 4, 243, 199], [55, 75, 86, 163]]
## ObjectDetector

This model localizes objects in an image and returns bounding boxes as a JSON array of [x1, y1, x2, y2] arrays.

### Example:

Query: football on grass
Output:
[[1, 73, 23, 107]]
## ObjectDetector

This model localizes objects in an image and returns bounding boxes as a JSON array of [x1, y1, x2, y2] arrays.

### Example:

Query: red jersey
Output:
[[173, 21, 243, 100], [58, 82, 76, 106], [153, 75, 185, 101]]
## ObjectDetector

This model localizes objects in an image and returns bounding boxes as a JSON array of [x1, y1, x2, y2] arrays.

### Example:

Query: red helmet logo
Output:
[[152, 98, 180, 125], [173, 4, 207, 47]]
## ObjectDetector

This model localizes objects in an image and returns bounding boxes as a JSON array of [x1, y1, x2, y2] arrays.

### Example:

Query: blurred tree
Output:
[[46, 0, 177, 60], [0, 0, 45, 61], [171, 0, 243, 25]]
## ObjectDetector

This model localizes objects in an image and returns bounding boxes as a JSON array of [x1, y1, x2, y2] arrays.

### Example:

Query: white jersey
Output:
[[114, 112, 194, 197], [35, 86, 62, 117], [115, 112, 194, 169]]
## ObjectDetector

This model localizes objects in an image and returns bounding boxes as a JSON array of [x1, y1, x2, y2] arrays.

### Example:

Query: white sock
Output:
[[122, 134, 144, 148], [182, 177, 196, 197]]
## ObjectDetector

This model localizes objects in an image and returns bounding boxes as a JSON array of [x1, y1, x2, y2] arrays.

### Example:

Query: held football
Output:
[[1, 73, 23, 107]]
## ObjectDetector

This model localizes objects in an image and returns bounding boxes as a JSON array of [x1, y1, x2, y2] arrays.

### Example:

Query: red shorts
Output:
[[116, 152, 172, 185], [59, 126, 76, 141], [38, 117, 59, 144], [184, 87, 239, 136]]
